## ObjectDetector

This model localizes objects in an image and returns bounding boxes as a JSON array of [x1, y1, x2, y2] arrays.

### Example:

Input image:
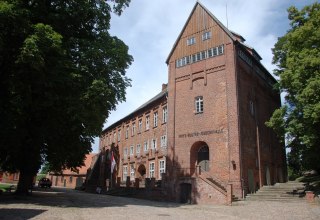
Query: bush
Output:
[[36, 174, 46, 181], [288, 166, 300, 181]]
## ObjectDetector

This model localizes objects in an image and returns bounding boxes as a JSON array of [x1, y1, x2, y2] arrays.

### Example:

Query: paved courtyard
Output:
[[0, 187, 319, 220]]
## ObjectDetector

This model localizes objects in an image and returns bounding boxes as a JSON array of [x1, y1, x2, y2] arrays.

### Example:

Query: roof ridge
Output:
[[166, 2, 236, 64]]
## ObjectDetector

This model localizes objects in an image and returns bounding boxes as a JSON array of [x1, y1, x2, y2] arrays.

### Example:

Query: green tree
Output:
[[266, 3, 320, 173], [40, 162, 50, 175], [0, 0, 132, 194]]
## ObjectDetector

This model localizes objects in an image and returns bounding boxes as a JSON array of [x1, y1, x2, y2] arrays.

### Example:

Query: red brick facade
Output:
[[0, 172, 20, 184], [100, 87, 168, 187], [99, 2, 286, 204], [47, 153, 96, 189]]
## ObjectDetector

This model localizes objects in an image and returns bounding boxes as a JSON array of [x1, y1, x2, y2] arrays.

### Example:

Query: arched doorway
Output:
[[190, 141, 210, 175], [198, 145, 209, 171]]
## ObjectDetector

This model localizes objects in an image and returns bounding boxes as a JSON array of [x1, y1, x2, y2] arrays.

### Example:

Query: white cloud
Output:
[[92, 0, 312, 152]]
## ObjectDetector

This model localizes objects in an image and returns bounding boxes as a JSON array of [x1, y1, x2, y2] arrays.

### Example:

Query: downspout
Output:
[[233, 43, 244, 199], [255, 104, 262, 188], [233, 43, 244, 198]]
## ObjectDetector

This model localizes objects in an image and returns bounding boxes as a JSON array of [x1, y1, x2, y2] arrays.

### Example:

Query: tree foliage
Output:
[[266, 3, 320, 173], [0, 0, 132, 193]]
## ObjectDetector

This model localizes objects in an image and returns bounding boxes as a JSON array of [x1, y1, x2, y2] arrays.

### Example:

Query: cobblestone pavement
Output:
[[0, 187, 319, 220]]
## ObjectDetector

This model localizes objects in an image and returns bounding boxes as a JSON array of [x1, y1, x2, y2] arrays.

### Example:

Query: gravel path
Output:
[[0, 187, 319, 220]]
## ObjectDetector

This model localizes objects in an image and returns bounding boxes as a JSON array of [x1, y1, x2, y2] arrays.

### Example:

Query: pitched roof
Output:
[[61, 153, 97, 175], [102, 88, 167, 133], [164, 2, 277, 85], [166, 1, 236, 64]]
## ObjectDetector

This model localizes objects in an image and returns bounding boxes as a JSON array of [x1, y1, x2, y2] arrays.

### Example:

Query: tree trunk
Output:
[[15, 138, 41, 195], [15, 169, 36, 195]]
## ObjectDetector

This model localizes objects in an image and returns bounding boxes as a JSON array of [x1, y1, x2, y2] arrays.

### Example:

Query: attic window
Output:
[[187, 37, 196, 46], [202, 31, 211, 41], [176, 44, 224, 68]]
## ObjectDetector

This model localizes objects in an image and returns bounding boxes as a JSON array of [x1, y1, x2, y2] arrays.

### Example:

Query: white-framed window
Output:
[[213, 47, 218, 56], [138, 119, 142, 133], [195, 96, 204, 113], [109, 134, 112, 144], [196, 52, 201, 61], [202, 50, 207, 59], [136, 144, 141, 155], [113, 132, 116, 142], [130, 164, 135, 179], [118, 129, 121, 142], [208, 48, 213, 57], [123, 166, 128, 180], [153, 112, 158, 128], [187, 36, 196, 46], [185, 56, 190, 65], [176, 56, 191, 68], [161, 135, 167, 147], [149, 162, 155, 178], [218, 45, 224, 55], [176, 45, 224, 67], [151, 138, 157, 150], [191, 54, 196, 63], [202, 31, 211, 41], [176, 59, 181, 68], [144, 140, 149, 152], [162, 106, 168, 123], [124, 147, 128, 157], [159, 160, 166, 177], [146, 115, 150, 130], [130, 145, 134, 155], [125, 126, 129, 139], [132, 122, 135, 136]]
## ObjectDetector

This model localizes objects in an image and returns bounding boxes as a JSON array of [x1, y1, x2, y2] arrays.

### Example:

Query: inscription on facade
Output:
[[178, 129, 223, 138]]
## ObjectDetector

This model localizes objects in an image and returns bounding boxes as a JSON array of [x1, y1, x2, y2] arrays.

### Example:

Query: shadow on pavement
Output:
[[0, 187, 182, 209], [0, 208, 47, 220]]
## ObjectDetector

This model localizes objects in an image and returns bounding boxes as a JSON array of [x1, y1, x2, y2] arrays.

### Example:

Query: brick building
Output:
[[99, 85, 168, 187], [98, 2, 286, 204], [47, 153, 96, 189], [0, 171, 20, 184]]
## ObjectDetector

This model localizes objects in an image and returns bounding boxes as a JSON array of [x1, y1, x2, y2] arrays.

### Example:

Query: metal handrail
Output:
[[198, 169, 227, 195]]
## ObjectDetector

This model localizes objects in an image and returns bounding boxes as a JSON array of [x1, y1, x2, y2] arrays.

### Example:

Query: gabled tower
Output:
[[165, 2, 286, 204]]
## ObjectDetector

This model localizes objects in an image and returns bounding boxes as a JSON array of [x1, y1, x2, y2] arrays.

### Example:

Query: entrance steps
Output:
[[245, 181, 306, 202]]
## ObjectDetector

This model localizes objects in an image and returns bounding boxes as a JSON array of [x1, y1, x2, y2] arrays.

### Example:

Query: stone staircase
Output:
[[246, 181, 306, 202]]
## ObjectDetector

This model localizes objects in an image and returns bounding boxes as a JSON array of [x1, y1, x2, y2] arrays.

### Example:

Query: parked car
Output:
[[38, 178, 52, 188]]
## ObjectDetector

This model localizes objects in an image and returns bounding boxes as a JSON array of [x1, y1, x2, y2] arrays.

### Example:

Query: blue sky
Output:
[[91, 0, 313, 152]]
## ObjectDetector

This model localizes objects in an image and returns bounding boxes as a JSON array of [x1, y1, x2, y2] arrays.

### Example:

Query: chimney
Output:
[[162, 83, 168, 91]]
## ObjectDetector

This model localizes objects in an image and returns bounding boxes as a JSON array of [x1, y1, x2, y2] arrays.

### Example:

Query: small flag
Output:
[[111, 151, 116, 174]]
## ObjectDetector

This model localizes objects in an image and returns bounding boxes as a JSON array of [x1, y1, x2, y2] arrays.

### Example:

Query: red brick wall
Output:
[[236, 46, 286, 194], [98, 3, 286, 205], [100, 96, 168, 182], [48, 174, 85, 189]]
